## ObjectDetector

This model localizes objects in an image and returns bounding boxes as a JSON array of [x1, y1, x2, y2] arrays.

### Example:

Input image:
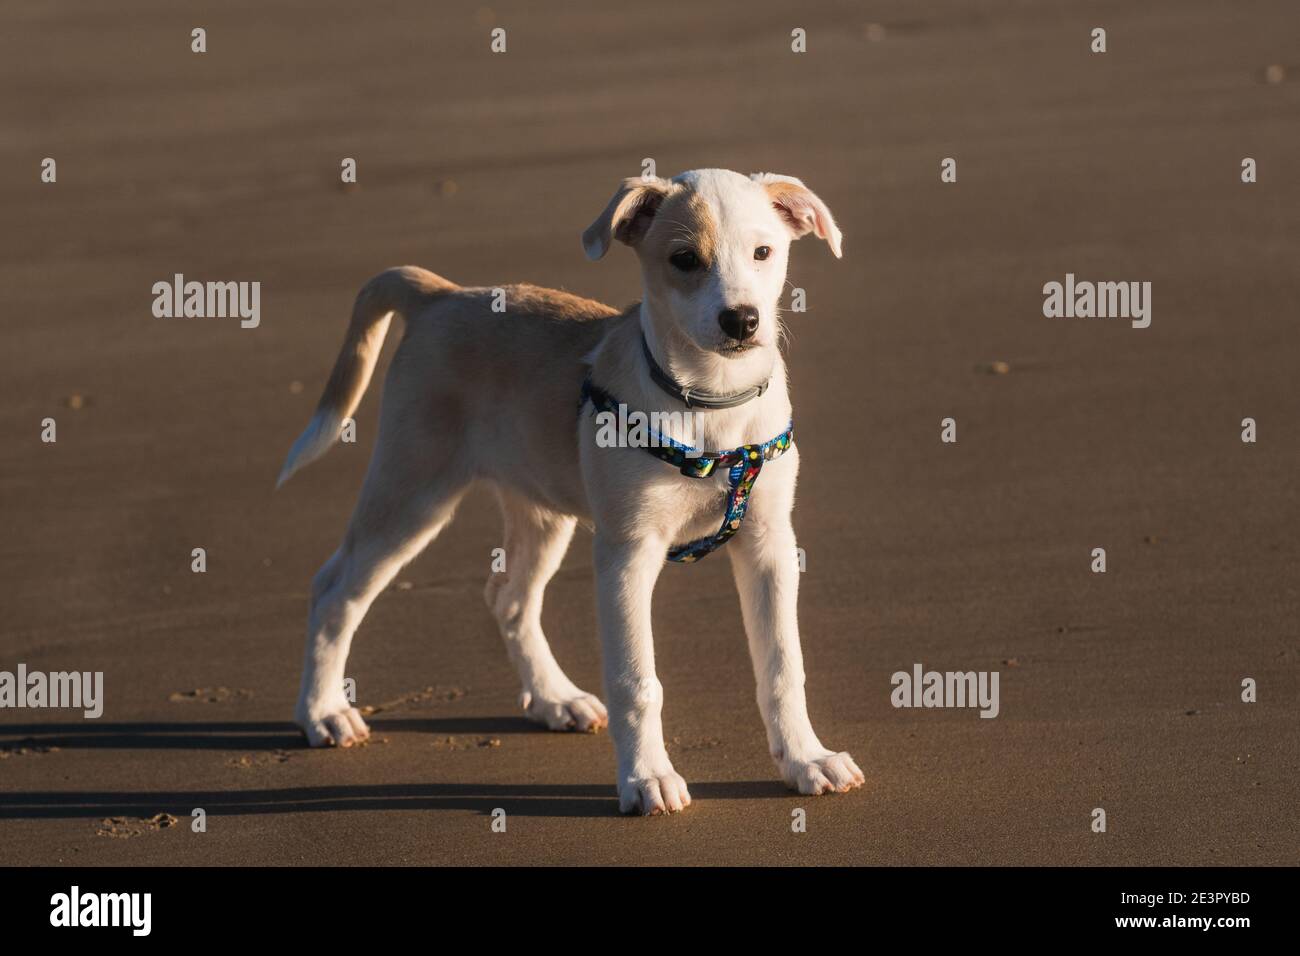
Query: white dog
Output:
[[278, 168, 864, 815]]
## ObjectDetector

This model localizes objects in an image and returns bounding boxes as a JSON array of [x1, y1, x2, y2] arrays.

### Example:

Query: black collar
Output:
[[640, 336, 769, 409]]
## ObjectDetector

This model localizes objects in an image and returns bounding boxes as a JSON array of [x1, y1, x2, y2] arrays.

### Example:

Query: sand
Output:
[[1, 0, 1297, 865]]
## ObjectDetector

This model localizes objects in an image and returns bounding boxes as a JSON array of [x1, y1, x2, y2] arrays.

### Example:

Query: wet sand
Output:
[[1, 0, 1297, 865]]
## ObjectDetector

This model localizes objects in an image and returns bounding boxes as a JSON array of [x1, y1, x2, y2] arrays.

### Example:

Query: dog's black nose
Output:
[[718, 306, 760, 341]]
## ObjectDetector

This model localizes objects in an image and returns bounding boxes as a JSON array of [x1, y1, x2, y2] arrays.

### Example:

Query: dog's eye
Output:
[[754, 246, 771, 261], [669, 249, 701, 272]]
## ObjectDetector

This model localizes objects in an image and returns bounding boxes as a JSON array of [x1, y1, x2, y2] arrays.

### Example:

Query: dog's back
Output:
[[396, 280, 625, 512], [279, 267, 622, 504]]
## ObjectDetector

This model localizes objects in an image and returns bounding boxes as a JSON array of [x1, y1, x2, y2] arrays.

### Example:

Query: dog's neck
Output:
[[639, 333, 769, 409], [639, 303, 778, 404], [587, 303, 792, 452]]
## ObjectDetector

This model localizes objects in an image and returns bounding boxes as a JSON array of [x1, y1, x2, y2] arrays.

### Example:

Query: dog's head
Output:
[[582, 168, 841, 376]]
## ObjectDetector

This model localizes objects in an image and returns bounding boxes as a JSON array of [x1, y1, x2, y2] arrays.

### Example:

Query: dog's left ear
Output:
[[750, 173, 843, 258], [582, 176, 673, 261]]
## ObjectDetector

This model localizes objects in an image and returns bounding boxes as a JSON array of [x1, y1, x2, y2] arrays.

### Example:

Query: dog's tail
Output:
[[276, 266, 459, 488]]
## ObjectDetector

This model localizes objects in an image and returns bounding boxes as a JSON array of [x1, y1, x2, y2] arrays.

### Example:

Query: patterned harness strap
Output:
[[580, 377, 794, 563]]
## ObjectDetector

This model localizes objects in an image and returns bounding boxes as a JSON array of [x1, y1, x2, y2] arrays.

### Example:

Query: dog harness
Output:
[[580, 342, 794, 564]]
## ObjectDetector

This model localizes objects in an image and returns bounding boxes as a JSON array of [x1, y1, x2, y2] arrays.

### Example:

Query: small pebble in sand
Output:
[[432, 735, 500, 751], [394, 580, 414, 590], [289, 380, 304, 394], [1264, 64, 1285, 84], [0, 739, 60, 758], [977, 361, 1011, 375], [168, 687, 254, 704], [66, 393, 87, 409], [1002, 658, 1020, 668], [229, 750, 293, 769], [96, 813, 178, 838], [436, 178, 459, 197], [864, 23, 886, 42], [360, 684, 465, 716]]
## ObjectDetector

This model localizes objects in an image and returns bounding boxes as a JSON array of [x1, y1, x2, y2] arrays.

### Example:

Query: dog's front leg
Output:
[[594, 532, 690, 815], [728, 493, 865, 796]]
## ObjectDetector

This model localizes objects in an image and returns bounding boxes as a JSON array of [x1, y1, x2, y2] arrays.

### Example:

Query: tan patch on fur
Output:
[[638, 189, 721, 302], [645, 189, 719, 266]]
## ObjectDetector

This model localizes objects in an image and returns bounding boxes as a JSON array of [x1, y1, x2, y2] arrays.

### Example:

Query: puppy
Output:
[[278, 168, 864, 815]]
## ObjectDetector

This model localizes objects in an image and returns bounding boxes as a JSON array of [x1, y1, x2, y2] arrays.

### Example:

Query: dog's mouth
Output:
[[717, 341, 758, 356]]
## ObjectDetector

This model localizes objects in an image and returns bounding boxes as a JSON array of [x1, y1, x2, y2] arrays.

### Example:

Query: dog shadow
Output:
[[0, 718, 792, 818], [0, 716, 543, 751]]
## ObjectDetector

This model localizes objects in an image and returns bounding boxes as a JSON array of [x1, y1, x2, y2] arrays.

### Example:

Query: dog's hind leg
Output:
[[485, 490, 608, 732], [295, 452, 470, 748]]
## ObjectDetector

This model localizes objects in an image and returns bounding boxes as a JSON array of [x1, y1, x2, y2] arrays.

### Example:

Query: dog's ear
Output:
[[750, 173, 843, 258], [582, 177, 672, 261]]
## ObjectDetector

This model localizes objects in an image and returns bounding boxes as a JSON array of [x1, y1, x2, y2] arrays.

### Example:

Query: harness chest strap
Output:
[[580, 377, 794, 563]]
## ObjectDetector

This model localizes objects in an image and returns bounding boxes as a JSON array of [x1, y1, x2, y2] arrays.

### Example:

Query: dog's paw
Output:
[[519, 688, 608, 733], [296, 705, 371, 748], [780, 750, 864, 795], [618, 769, 692, 816]]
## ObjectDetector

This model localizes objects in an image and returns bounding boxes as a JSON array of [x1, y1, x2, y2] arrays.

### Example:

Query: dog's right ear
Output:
[[581, 177, 672, 261]]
